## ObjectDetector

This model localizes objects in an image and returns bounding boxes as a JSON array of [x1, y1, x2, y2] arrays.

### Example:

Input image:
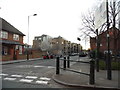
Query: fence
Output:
[[56, 56, 95, 85]]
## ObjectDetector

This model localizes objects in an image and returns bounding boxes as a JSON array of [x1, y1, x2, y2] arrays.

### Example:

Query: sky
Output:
[[0, 0, 97, 49]]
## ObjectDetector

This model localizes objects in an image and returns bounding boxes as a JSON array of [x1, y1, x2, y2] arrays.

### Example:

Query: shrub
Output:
[[99, 60, 120, 70]]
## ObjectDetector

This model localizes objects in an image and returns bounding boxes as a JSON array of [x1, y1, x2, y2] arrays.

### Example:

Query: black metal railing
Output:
[[56, 56, 95, 85]]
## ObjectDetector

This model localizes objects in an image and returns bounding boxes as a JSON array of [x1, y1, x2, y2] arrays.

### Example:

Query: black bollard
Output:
[[56, 57, 60, 74], [90, 60, 95, 84], [67, 56, 70, 68], [63, 57, 66, 70]]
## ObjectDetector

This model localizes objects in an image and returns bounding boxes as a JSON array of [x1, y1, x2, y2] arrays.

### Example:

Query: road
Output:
[[1, 56, 80, 89]]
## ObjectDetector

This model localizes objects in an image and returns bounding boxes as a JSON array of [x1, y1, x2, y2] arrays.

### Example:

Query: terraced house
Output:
[[0, 18, 25, 61]]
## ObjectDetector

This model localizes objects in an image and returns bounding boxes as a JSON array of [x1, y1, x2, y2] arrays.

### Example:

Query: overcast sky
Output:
[[0, 0, 97, 49]]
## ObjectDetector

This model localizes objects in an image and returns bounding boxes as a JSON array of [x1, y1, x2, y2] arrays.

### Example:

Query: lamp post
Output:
[[77, 37, 81, 57], [27, 14, 37, 60], [106, 0, 111, 80]]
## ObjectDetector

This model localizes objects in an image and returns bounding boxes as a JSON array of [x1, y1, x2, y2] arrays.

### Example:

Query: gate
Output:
[[56, 56, 95, 85]]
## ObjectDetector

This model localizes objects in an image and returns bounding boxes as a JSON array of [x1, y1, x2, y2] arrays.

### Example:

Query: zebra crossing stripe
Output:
[[11, 75, 23, 77], [25, 76, 37, 79], [40, 77, 51, 81], [0, 73, 8, 76], [19, 79, 33, 83], [4, 77, 16, 81], [36, 80, 48, 84]]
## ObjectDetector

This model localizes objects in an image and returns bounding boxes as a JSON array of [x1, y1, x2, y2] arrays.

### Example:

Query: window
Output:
[[19, 46, 22, 54], [0, 31, 8, 39], [13, 34, 19, 41], [2, 46, 8, 55]]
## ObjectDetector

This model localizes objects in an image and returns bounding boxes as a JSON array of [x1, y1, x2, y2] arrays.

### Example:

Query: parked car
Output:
[[79, 52, 87, 57], [49, 55, 54, 59], [43, 55, 54, 59], [43, 55, 49, 59], [43, 55, 47, 59]]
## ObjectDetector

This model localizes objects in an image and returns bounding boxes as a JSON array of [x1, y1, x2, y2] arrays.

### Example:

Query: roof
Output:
[[1, 18, 25, 36], [0, 40, 24, 45]]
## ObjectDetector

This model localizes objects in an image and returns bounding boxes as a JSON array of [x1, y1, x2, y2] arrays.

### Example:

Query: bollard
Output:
[[96, 58, 99, 72], [56, 57, 60, 74], [67, 56, 70, 68], [63, 57, 66, 70], [90, 60, 95, 84]]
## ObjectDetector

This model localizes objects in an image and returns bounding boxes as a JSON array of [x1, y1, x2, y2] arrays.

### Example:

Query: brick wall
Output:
[[90, 27, 120, 55], [2, 50, 47, 61]]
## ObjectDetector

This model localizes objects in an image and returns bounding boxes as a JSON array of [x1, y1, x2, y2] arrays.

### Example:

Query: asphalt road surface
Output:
[[1, 56, 79, 89], [1, 56, 95, 90]]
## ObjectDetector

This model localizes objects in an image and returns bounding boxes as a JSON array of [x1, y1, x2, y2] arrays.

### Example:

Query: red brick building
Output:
[[90, 27, 120, 55], [0, 18, 25, 61]]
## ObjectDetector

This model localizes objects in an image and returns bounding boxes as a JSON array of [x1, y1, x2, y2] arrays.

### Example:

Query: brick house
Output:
[[0, 18, 25, 61], [90, 27, 120, 56]]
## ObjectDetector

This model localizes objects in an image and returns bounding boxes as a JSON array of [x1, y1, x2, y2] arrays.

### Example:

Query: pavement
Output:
[[1, 58, 43, 65], [52, 56, 119, 89], [1, 56, 120, 89]]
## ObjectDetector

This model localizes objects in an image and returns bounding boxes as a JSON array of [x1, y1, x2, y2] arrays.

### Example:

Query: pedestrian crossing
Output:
[[0, 73, 51, 85]]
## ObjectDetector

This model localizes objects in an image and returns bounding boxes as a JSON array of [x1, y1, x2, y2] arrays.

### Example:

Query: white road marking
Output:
[[79, 69, 82, 72], [25, 76, 37, 79], [34, 66, 45, 68], [70, 62, 76, 66], [47, 66, 55, 69], [0, 73, 8, 76], [19, 79, 33, 83], [4, 77, 16, 81], [11, 75, 23, 77], [36, 80, 48, 84], [40, 77, 51, 81]]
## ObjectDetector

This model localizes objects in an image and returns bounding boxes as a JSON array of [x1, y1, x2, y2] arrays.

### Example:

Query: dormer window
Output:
[[13, 34, 19, 41], [0, 31, 8, 39]]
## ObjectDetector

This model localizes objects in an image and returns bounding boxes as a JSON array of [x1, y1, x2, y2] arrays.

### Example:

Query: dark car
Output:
[[79, 52, 87, 57]]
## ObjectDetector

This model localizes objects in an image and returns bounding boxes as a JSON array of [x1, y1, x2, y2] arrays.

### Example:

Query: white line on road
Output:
[[25, 76, 37, 79], [47, 66, 55, 69], [0, 73, 8, 76], [19, 79, 33, 83], [4, 77, 16, 81], [79, 69, 82, 72], [34, 66, 45, 68], [40, 77, 51, 81], [70, 62, 76, 66], [36, 80, 48, 84], [11, 75, 23, 77]]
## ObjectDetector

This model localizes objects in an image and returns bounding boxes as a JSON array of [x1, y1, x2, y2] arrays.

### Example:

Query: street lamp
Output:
[[77, 37, 81, 57], [27, 14, 37, 60], [77, 37, 81, 41]]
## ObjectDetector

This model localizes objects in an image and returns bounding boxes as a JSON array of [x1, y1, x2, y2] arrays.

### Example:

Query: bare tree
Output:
[[79, 0, 120, 71], [79, 0, 120, 38], [109, 0, 120, 28]]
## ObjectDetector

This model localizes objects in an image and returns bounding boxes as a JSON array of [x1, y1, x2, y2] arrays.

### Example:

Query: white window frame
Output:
[[0, 31, 8, 39], [13, 34, 19, 41]]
